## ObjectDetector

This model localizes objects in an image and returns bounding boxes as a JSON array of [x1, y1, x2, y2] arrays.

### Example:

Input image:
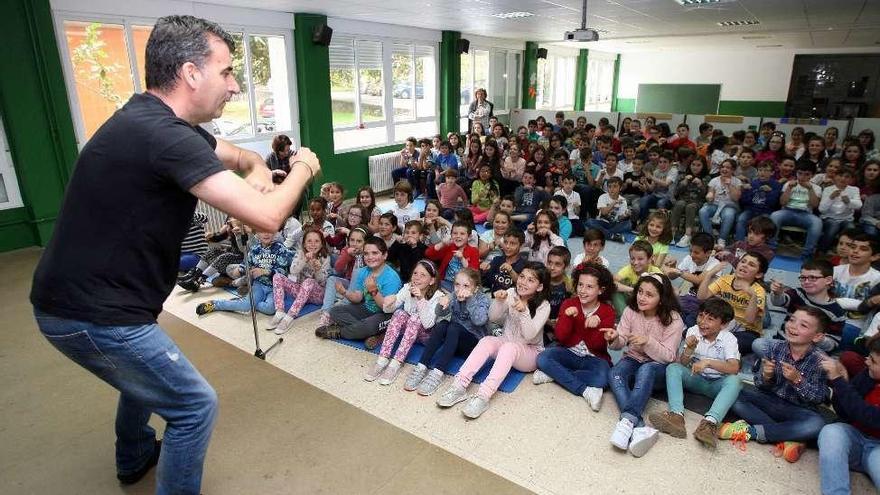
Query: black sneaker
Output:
[[177, 268, 197, 282], [611, 233, 626, 243], [118, 440, 161, 485], [315, 324, 341, 339], [196, 302, 215, 315], [178, 277, 202, 292]]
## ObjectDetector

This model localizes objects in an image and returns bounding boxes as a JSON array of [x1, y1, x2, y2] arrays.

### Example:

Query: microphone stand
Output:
[[241, 233, 283, 360]]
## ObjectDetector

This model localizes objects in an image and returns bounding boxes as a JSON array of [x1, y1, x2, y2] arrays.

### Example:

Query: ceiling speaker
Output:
[[312, 24, 333, 46], [537, 48, 548, 59], [457, 38, 470, 54]]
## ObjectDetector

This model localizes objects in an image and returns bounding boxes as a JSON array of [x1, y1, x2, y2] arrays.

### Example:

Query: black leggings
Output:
[[419, 320, 480, 372]]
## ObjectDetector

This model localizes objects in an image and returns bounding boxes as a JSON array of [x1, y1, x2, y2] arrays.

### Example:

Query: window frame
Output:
[[52, 11, 301, 148], [0, 116, 25, 211], [330, 34, 440, 153], [537, 53, 577, 111], [459, 47, 522, 118]]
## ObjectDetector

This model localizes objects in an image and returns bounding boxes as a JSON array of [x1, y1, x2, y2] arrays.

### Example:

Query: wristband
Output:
[[291, 160, 315, 181]]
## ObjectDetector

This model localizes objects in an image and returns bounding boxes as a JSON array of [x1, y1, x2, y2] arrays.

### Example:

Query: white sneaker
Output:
[[267, 311, 285, 330], [582, 387, 603, 412], [675, 234, 691, 248], [610, 418, 635, 450], [273, 315, 294, 335], [436, 384, 469, 408], [532, 370, 555, 385], [404, 363, 428, 391], [462, 396, 490, 419], [364, 357, 389, 382], [628, 426, 660, 458], [377, 359, 402, 386]]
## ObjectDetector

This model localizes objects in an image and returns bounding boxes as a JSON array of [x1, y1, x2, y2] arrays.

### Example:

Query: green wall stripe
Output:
[[439, 31, 461, 136], [521, 42, 538, 110], [717, 100, 786, 117], [610, 54, 621, 112], [573, 49, 588, 111]]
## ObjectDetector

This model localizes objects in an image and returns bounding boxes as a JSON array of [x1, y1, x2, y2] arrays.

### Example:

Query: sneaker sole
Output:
[[437, 394, 469, 408], [629, 431, 659, 458]]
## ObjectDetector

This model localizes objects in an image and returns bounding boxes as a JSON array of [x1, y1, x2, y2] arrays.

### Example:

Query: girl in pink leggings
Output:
[[437, 261, 550, 419], [268, 229, 331, 335], [364, 260, 443, 386]]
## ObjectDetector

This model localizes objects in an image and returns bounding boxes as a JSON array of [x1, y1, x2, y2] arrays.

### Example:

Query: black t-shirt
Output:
[[31, 93, 225, 325]]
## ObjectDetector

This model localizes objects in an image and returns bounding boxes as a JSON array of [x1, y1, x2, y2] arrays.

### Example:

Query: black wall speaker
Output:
[[457, 38, 470, 54], [312, 24, 333, 46], [536, 48, 548, 59]]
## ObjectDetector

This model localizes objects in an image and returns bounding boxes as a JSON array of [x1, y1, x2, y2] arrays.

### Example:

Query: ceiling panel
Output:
[[190, 0, 880, 50]]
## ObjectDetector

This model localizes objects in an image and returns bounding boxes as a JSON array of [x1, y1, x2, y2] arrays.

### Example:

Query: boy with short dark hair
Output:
[[586, 176, 631, 243], [664, 232, 720, 327], [512, 169, 549, 228], [544, 246, 573, 344], [717, 215, 776, 267], [698, 251, 768, 355], [834, 232, 880, 345], [721, 307, 831, 463], [391, 180, 420, 227], [770, 161, 822, 260], [436, 168, 469, 220], [388, 220, 428, 283], [735, 159, 781, 241], [818, 167, 863, 253], [613, 240, 662, 314], [650, 297, 740, 448], [481, 230, 526, 293], [571, 229, 610, 268]]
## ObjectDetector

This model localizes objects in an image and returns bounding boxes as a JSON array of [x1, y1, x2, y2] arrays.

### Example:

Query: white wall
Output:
[[618, 49, 794, 101]]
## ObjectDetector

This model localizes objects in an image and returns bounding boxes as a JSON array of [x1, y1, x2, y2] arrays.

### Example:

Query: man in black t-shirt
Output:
[[30, 16, 319, 494]]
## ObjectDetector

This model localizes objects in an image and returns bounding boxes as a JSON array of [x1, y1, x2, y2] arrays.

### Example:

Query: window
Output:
[[586, 55, 616, 112], [331, 35, 438, 152], [58, 18, 295, 143], [459, 48, 522, 133], [537, 54, 577, 110], [0, 116, 24, 211]]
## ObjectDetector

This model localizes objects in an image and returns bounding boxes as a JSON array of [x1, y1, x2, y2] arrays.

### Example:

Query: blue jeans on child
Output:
[[770, 207, 822, 259], [608, 356, 667, 426], [321, 276, 349, 312], [734, 209, 759, 241], [699, 204, 738, 242], [819, 218, 853, 252], [819, 422, 880, 494], [537, 347, 610, 395], [665, 363, 742, 422], [213, 280, 275, 315], [419, 320, 480, 372], [584, 218, 633, 239], [638, 194, 672, 222], [34, 310, 217, 495], [730, 386, 826, 443]]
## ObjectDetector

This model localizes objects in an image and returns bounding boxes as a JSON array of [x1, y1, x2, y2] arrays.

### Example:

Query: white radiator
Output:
[[196, 201, 228, 233], [368, 151, 400, 194]]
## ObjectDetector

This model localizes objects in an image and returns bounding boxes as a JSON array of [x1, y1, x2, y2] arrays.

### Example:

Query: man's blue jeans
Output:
[[34, 310, 217, 495], [770, 207, 822, 259], [608, 356, 667, 425], [730, 386, 825, 443], [819, 422, 880, 494]]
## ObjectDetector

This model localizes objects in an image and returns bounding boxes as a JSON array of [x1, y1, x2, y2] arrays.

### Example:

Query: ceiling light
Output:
[[718, 20, 760, 26], [756, 44, 783, 48], [741, 35, 771, 40], [624, 40, 650, 44], [492, 11, 535, 19], [675, 0, 722, 4]]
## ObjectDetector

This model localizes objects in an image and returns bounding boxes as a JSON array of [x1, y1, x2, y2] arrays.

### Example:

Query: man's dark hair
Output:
[[146, 15, 235, 92]]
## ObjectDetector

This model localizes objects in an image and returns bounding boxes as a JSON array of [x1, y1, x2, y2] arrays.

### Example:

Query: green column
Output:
[[610, 54, 622, 112], [293, 14, 334, 193], [0, 0, 79, 252], [521, 42, 538, 109], [439, 31, 461, 136], [574, 49, 589, 111]]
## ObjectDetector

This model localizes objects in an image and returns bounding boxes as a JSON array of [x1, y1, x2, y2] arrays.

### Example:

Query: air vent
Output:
[[491, 11, 535, 19], [718, 20, 760, 26], [756, 44, 783, 48], [675, 0, 725, 4]]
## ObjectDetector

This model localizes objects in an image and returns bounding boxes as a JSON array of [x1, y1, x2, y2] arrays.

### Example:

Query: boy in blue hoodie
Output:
[[735, 160, 781, 241], [197, 231, 293, 316]]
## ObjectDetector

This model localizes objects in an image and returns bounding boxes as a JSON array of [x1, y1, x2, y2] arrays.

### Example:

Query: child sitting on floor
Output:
[[320, 226, 367, 326], [481, 230, 526, 293], [197, 231, 293, 316], [636, 210, 673, 268], [425, 221, 480, 292], [268, 228, 331, 335], [388, 220, 428, 283], [534, 263, 617, 411], [649, 297, 741, 449], [613, 240, 663, 315], [662, 232, 720, 327], [436, 262, 551, 419], [524, 209, 565, 264], [365, 260, 443, 385], [720, 307, 831, 463], [571, 229, 610, 268], [605, 273, 684, 458], [406, 268, 490, 395]]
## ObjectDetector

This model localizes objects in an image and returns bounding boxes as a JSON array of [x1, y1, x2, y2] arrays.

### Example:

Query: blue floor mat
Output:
[[332, 337, 527, 394]]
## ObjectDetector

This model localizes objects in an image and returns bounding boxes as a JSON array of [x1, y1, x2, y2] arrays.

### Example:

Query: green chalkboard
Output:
[[636, 84, 721, 114]]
